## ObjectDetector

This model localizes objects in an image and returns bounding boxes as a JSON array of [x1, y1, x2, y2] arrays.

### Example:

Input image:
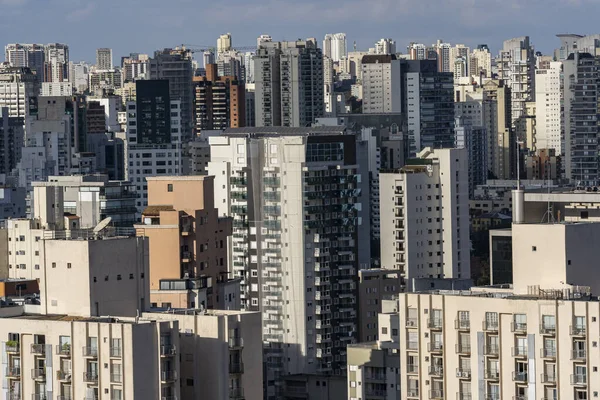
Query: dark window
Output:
[[168, 184, 173, 192]]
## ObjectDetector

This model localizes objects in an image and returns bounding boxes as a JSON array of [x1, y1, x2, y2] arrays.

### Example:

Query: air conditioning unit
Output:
[[456, 371, 462, 378]]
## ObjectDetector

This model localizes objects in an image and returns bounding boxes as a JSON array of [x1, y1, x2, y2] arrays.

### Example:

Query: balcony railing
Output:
[[406, 318, 418, 327], [110, 347, 122, 358], [456, 343, 471, 354], [228, 337, 244, 348], [571, 325, 586, 336], [32, 368, 46, 380], [513, 371, 528, 382], [111, 373, 122, 383], [541, 373, 556, 383], [160, 344, 176, 356], [428, 318, 443, 329], [229, 362, 244, 374], [31, 343, 46, 354], [457, 393, 472, 400], [511, 322, 527, 333], [32, 394, 47, 400], [56, 344, 71, 356], [6, 366, 20, 378], [430, 389, 444, 399], [485, 395, 500, 400], [428, 366, 443, 376], [407, 341, 418, 350], [484, 344, 499, 356], [455, 319, 470, 330], [485, 369, 500, 380], [161, 370, 177, 382], [572, 349, 586, 360], [57, 396, 73, 400], [571, 373, 587, 385], [406, 364, 418, 374], [406, 389, 419, 398], [428, 342, 443, 352], [456, 368, 471, 379], [229, 387, 244, 399], [5, 342, 19, 353], [512, 346, 528, 357], [541, 347, 556, 358], [82, 346, 98, 357], [83, 372, 99, 383], [483, 321, 499, 331], [540, 324, 556, 335], [57, 369, 72, 381]]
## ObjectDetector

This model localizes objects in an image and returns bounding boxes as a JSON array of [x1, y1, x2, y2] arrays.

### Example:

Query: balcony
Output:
[[485, 395, 500, 400], [540, 324, 556, 335], [571, 373, 587, 385], [111, 373, 122, 383], [5, 342, 19, 353], [456, 368, 471, 379], [513, 397, 527, 400], [483, 321, 499, 331], [541, 347, 556, 358], [406, 364, 418, 374], [430, 389, 444, 399], [83, 371, 99, 384], [455, 319, 470, 330], [110, 346, 122, 358], [572, 349, 586, 360], [457, 394, 472, 400], [31, 368, 46, 380], [513, 371, 528, 382], [428, 318, 443, 330], [31, 343, 46, 355], [428, 366, 443, 376], [407, 341, 418, 350], [484, 369, 499, 380], [82, 346, 98, 358], [229, 387, 244, 399], [228, 337, 244, 349], [6, 366, 20, 378], [161, 370, 178, 382], [541, 373, 556, 383], [57, 369, 72, 381], [229, 362, 244, 374], [512, 346, 528, 358], [160, 344, 176, 356], [511, 322, 527, 333], [57, 396, 73, 400], [406, 318, 418, 328], [571, 325, 586, 336], [427, 342, 443, 353], [181, 251, 192, 262], [406, 389, 419, 398], [32, 394, 47, 400], [57, 344, 71, 357], [365, 388, 386, 397], [484, 344, 499, 356], [456, 343, 471, 354]]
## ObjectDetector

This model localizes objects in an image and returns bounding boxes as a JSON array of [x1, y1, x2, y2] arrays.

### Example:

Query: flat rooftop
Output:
[[222, 126, 347, 137]]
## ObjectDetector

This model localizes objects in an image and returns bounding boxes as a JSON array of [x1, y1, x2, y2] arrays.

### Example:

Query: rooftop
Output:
[[146, 175, 213, 182], [142, 205, 175, 216], [222, 126, 347, 137]]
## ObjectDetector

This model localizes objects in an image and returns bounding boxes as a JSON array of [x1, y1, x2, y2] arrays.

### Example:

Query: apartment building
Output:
[[534, 62, 562, 152], [395, 286, 595, 400], [126, 80, 183, 215], [254, 39, 324, 127], [134, 175, 232, 309], [44, 43, 69, 83], [0, 107, 24, 175], [193, 64, 245, 131], [0, 65, 38, 118], [209, 126, 369, 396], [0, 308, 180, 400], [347, 313, 401, 400], [379, 147, 470, 283], [5, 44, 45, 80], [283, 374, 347, 400], [361, 55, 401, 113], [33, 175, 137, 228], [146, 309, 263, 400]]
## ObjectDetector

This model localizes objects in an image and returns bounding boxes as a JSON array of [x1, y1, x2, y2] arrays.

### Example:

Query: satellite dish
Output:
[[93, 217, 112, 234]]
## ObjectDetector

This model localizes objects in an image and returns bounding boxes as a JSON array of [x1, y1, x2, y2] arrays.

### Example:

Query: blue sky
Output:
[[1, 0, 599, 63]]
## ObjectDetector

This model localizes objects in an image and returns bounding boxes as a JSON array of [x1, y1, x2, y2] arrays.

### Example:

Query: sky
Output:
[[1, 0, 599, 63]]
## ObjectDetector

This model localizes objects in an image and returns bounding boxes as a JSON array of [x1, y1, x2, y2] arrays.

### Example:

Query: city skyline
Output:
[[0, 0, 597, 62]]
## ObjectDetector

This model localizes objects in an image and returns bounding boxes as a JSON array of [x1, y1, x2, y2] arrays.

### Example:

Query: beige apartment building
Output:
[[135, 175, 232, 309], [145, 309, 262, 400], [0, 306, 180, 400]]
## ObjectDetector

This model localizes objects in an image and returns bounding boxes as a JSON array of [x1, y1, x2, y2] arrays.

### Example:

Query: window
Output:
[[67, 263, 72, 269], [167, 184, 173, 192], [52, 262, 56, 268], [381, 327, 388, 335]]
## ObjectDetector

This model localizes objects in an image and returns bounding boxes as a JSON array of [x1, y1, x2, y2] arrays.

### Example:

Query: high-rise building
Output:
[[44, 43, 69, 83], [435, 41, 452, 73], [453, 56, 468, 79], [563, 52, 600, 185], [408, 43, 426, 60], [254, 39, 324, 127], [208, 127, 370, 395], [535, 61, 563, 153], [126, 80, 183, 215], [193, 65, 245, 131], [0, 107, 24, 175], [121, 53, 149, 82], [405, 60, 455, 153], [257, 34, 272, 48], [556, 33, 585, 60], [0, 65, 39, 118], [217, 50, 245, 81], [5, 43, 45, 81], [96, 47, 113, 70], [361, 55, 401, 113], [69, 61, 90, 92], [470, 45, 492, 78], [497, 37, 536, 124], [455, 115, 488, 196], [149, 48, 194, 139], [449, 44, 470, 76], [380, 147, 470, 282], [217, 33, 233, 57], [134, 176, 232, 309], [323, 33, 347, 63]]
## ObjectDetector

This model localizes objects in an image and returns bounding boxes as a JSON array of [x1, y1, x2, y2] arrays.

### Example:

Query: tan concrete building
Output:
[[0, 306, 180, 400], [145, 309, 262, 400], [135, 176, 232, 310]]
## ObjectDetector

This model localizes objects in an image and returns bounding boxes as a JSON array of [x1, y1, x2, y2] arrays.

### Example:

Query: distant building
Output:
[[323, 33, 347, 62], [96, 47, 113, 70], [44, 43, 69, 83], [5, 43, 45, 80], [534, 62, 562, 152]]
